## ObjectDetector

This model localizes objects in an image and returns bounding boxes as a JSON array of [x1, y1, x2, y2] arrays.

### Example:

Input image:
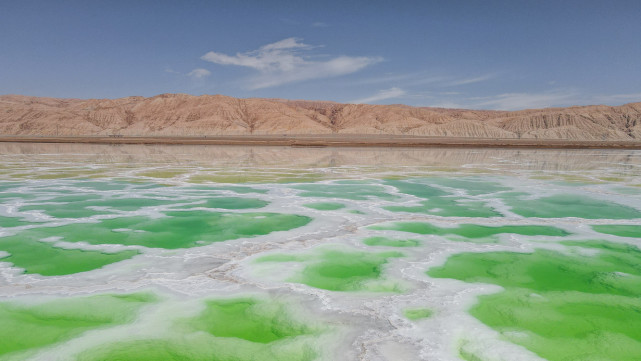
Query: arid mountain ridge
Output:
[[1, 94, 640, 140]]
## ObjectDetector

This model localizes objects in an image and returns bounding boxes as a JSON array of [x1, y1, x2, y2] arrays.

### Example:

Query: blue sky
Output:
[[1, 0, 640, 110]]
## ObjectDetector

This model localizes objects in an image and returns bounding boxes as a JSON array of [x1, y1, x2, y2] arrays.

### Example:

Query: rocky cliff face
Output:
[[1, 93, 639, 140]]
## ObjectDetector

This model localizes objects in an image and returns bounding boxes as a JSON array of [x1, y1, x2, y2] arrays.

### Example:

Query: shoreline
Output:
[[0, 135, 640, 149]]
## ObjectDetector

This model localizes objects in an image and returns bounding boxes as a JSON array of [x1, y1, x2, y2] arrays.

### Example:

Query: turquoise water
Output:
[[1, 144, 640, 361]]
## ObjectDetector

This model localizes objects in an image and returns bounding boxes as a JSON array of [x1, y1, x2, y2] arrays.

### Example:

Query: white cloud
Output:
[[350, 87, 407, 104], [201, 37, 382, 89], [311, 22, 329, 27], [424, 89, 641, 111], [350, 72, 443, 86], [446, 74, 496, 86], [591, 93, 641, 104], [428, 101, 465, 109], [349, 72, 493, 88], [473, 90, 578, 110], [187, 68, 211, 79]]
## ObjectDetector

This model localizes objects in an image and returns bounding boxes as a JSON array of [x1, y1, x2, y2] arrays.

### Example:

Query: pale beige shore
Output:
[[0, 134, 640, 149], [2, 142, 640, 178]]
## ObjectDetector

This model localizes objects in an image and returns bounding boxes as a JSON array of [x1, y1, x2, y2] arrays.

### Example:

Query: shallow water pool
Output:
[[1, 143, 640, 361]]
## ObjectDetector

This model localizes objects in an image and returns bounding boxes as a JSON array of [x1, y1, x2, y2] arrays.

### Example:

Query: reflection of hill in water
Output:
[[1, 142, 640, 173]]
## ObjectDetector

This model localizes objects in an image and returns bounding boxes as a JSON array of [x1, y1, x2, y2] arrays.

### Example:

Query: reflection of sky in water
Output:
[[0, 144, 640, 361]]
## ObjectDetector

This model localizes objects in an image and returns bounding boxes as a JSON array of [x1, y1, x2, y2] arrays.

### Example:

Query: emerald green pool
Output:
[[428, 240, 641, 361], [1, 144, 640, 361]]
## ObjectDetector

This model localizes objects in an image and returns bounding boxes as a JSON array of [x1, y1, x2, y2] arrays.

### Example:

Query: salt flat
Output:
[[1, 144, 640, 361]]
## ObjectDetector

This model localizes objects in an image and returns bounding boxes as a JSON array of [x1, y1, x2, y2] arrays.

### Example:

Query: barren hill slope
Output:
[[1, 94, 639, 140]]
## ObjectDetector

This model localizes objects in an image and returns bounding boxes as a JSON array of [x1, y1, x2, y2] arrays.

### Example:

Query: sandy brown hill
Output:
[[0, 94, 639, 140]]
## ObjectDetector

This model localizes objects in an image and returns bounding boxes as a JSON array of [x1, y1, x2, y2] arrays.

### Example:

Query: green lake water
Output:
[[1, 143, 640, 361]]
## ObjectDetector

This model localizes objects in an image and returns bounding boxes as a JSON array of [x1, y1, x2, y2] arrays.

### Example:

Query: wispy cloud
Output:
[[187, 68, 211, 79], [445, 74, 496, 86], [311, 22, 329, 27], [201, 37, 382, 89], [591, 93, 641, 104], [350, 72, 494, 88], [428, 101, 465, 109], [350, 72, 444, 86], [472, 89, 579, 110], [350, 87, 407, 104], [422, 89, 641, 111]]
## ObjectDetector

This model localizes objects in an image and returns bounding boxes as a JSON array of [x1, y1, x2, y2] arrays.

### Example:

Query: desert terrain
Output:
[[0, 94, 640, 147]]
